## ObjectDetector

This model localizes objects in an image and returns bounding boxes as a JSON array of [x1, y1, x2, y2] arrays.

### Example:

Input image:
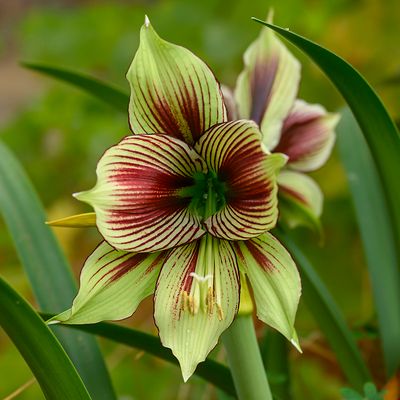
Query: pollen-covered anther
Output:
[[181, 272, 224, 318], [206, 286, 214, 315]]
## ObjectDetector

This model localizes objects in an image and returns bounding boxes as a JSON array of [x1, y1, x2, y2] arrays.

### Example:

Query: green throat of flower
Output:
[[180, 171, 227, 220], [178, 171, 228, 321]]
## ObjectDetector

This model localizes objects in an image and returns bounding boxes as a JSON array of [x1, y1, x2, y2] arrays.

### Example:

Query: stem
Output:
[[222, 315, 273, 400]]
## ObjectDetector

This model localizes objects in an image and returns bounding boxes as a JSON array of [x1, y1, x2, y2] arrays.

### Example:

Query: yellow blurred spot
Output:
[[46, 212, 96, 227]]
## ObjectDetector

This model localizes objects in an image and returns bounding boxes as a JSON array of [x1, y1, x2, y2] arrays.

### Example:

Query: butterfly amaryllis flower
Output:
[[51, 17, 301, 381], [223, 14, 340, 230]]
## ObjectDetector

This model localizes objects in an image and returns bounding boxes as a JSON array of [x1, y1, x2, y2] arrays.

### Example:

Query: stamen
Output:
[[181, 291, 189, 311], [207, 286, 214, 315], [217, 304, 224, 321], [181, 236, 225, 320]]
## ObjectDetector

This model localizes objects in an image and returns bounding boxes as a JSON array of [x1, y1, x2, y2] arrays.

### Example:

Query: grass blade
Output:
[[0, 277, 91, 400], [0, 141, 116, 400], [252, 18, 400, 289], [39, 314, 237, 397], [22, 62, 129, 112], [337, 108, 400, 377], [261, 331, 291, 400], [275, 228, 371, 391]]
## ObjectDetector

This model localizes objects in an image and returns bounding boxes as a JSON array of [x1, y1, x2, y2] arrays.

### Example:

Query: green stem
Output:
[[223, 315, 273, 400]]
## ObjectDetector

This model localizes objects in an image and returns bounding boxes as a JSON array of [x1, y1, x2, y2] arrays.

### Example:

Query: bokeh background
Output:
[[0, 0, 399, 398]]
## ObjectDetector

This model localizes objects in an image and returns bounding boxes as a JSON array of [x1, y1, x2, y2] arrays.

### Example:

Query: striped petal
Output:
[[235, 14, 301, 150], [154, 236, 240, 381], [75, 134, 207, 253], [127, 16, 226, 145], [50, 242, 166, 324], [234, 233, 301, 350], [274, 100, 339, 172], [195, 120, 287, 240], [278, 170, 323, 231]]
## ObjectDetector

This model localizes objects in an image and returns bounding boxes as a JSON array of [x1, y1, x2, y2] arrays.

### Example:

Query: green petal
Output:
[[234, 233, 301, 350], [50, 242, 166, 324], [278, 170, 323, 231], [154, 236, 240, 381], [75, 134, 207, 253], [195, 120, 287, 240], [234, 13, 300, 150], [127, 16, 226, 145]]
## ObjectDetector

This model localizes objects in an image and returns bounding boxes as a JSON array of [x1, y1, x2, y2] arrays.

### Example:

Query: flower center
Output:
[[181, 234, 224, 320], [180, 171, 227, 220]]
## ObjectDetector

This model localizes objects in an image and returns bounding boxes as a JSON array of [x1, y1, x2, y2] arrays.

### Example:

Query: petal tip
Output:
[[73, 190, 91, 204], [290, 335, 302, 353], [46, 319, 61, 326], [180, 363, 197, 382], [144, 14, 150, 28]]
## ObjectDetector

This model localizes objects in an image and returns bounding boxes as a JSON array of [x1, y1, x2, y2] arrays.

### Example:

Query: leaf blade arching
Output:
[[0, 277, 91, 400], [22, 62, 129, 112], [275, 228, 371, 391], [0, 141, 116, 400], [337, 108, 400, 378], [40, 313, 237, 397]]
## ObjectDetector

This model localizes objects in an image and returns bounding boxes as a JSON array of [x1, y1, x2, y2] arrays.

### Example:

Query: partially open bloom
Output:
[[52, 17, 301, 381], [223, 15, 339, 230]]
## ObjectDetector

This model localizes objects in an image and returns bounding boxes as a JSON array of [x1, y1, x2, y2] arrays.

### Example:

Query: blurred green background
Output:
[[0, 0, 399, 399]]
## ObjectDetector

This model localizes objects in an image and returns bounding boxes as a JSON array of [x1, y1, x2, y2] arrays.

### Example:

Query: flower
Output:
[[51, 16, 301, 381], [222, 13, 339, 230]]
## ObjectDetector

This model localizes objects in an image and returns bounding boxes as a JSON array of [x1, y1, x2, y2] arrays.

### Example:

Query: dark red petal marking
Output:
[[195, 120, 280, 240], [89, 134, 207, 252], [127, 24, 226, 145], [249, 56, 279, 125], [275, 100, 337, 171]]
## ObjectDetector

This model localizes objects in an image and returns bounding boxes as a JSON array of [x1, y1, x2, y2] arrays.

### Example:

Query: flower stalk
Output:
[[223, 315, 273, 400]]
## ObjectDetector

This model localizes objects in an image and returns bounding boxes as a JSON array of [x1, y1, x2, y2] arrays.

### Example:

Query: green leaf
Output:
[[337, 109, 400, 377], [0, 141, 116, 400], [261, 330, 292, 400], [22, 62, 129, 111], [0, 277, 91, 400], [41, 313, 236, 397], [275, 228, 371, 392]]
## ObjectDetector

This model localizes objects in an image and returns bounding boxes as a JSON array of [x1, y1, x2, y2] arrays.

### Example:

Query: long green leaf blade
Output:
[[0, 277, 91, 400], [0, 141, 116, 400], [337, 108, 400, 376], [261, 331, 291, 400], [39, 315, 236, 397], [275, 228, 371, 391], [252, 18, 400, 279], [22, 62, 129, 112]]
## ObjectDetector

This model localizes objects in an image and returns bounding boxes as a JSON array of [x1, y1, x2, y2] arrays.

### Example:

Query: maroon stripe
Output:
[[249, 55, 279, 125]]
